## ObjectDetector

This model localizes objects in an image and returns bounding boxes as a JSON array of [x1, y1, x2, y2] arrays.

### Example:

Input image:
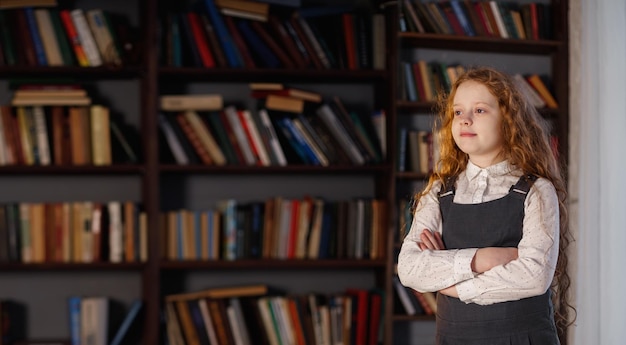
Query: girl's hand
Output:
[[471, 247, 519, 273], [418, 229, 445, 251]]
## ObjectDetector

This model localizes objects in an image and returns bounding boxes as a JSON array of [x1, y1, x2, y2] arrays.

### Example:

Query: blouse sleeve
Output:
[[455, 178, 560, 305], [397, 181, 477, 292]]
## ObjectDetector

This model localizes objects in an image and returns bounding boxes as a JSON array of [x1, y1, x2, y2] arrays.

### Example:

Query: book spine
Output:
[[70, 9, 103, 66], [158, 113, 189, 165], [24, 8, 48, 66], [186, 12, 215, 68], [59, 10, 90, 66], [175, 113, 214, 165], [258, 109, 287, 166], [203, 0, 242, 68], [223, 106, 256, 165], [184, 110, 226, 165]]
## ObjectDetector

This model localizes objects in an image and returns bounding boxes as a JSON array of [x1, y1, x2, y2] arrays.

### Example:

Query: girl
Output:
[[397, 67, 573, 344]]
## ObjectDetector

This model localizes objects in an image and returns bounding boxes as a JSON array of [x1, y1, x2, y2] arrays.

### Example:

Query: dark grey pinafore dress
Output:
[[435, 175, 559, 345]]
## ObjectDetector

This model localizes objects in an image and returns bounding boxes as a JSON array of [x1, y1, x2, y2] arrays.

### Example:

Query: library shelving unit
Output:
[[0, 0, 403, 344], [388, 0, 570, 344]]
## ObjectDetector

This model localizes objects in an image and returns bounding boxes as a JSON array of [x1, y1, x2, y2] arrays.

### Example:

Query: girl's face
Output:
[[451, 81, 504, 168]]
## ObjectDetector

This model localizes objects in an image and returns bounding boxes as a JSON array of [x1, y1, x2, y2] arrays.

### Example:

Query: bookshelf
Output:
[[0, 0, 399, 344], [389, 0, 569, 344], [0, 0, 570, 344]]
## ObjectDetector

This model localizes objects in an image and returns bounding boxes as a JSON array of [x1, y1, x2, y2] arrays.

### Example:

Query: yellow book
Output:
[[90, 105, 111, 165]]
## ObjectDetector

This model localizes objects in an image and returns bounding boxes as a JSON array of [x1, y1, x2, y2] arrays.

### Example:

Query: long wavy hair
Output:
[[416, 67, 574, 340]]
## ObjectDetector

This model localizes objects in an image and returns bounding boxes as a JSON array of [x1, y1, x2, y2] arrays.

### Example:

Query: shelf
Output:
[[393, 314, 436, 322], [0, 66, 142, 79], [0, 262, 145, 271], [158, 67, 389, 83], [159, 164, 391, 175], [399, 33, 564, 55], [0, 165, 145, 175], [161, 258, 388, 270], [396, 171, 429, 180]]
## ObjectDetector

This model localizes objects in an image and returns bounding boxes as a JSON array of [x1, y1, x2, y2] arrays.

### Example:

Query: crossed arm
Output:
[[417, 229, 518, 297]]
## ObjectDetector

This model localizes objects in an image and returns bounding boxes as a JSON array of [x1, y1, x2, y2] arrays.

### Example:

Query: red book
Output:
[[473, 2, 495, 37], [186, 12, 216, 68], [286, 199, 300, 259], [14, 9, 37, 66], [2, 107, 25, 165], [59, 9, 90, 66], [341, 13, 357, 70], [411, 62, 427, 101], [345, 288, 369, 345], [0, 106, 19, 165], [368, 291, 383, 345], [440, 2, 466, 36], [236, 110, 261, 165], [529, 3, 540, 40]]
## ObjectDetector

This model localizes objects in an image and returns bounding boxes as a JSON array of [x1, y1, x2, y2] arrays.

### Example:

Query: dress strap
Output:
[[509, 174, 539, 200], [438, 175, 458, 199]]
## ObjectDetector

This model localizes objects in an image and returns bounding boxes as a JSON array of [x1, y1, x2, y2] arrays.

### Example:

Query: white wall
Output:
[[569, 0, 626, 344]]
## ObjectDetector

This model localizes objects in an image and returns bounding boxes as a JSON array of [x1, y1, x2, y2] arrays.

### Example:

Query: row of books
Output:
[[0, 6, 135, 67], [393, 276, 437, 316], [68, 297, 143, 345], [161, 1, 386, 70], [400, 60, 559, 109], [162, 197, 388, 262], [164, 284, 384, 345], [400, 0, 552, 40], [0, 201, 147, 264], [0, 103, 139, 167], [159, 94, 385, 167], [397, 129, 438, 174]]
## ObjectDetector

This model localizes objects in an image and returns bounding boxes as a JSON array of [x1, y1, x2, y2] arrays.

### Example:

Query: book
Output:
[[160, 94, 223, 111], [0, 0, 57, 9], [199, 13, 228, 68], [24, 7, 47, 66], [223, 105, 256, 165], [203, 0, 242, 67], [236, 19, 279, 68], [175, 113, 214, 165], [251, 88, 322, 103], [109, 300, 143, 345], [33, 9, 63, 66], [183, 110, 226, 166], [267, 15, 307, 69], [59, 9, 89, 66], [223, 15, 256, 68], [216, 0, 269, 16], [186, 12, 216, 68], [70, 9, 103, 66], [525, 74, 558, 109], [166, 284, 270, 302], [86, 9, 122, 65], [265, 94, 304, 113]]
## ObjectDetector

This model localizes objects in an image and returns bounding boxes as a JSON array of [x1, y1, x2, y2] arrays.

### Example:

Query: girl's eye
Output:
[[475, 108, 485, 114], [454, 110, 462, 116]]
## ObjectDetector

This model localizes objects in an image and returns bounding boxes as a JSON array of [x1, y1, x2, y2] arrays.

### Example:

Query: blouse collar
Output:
[[465, 160, 514, 181]]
